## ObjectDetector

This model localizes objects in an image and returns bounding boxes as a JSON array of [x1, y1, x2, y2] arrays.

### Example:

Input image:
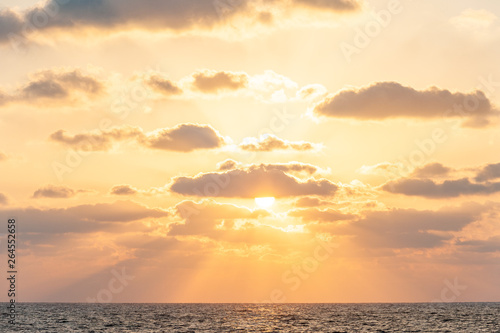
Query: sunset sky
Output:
[[1, 0, 500, 303]]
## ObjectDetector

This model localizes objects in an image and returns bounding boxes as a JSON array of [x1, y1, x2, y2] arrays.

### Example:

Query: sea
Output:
[[1, 303, 499, 332]]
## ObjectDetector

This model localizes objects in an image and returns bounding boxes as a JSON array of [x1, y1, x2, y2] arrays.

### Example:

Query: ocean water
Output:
[[1, 303, 500, 332]]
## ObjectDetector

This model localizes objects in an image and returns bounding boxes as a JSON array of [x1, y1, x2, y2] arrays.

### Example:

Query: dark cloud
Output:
[[411, 162, 452, 178], [457, 236, 500, 253], [288, 208, 355, 222], [110, 185, 138, 196], [293, 0, 361, 11], [145, 123, 227, 152], [32, 185, 85, 198], [0, 69, 103, 106], [0, 201, 168, 233], [475, 162, 500, 182], [145, 74, 182, 95], [383, 178, 500, 198], [314, 82, 498, 127], [0, 0, 361, 44], [50, 123, 227, 152], [191, 70, 248, 93], [170, 163, 337, 198], [239, 134, 317, 152]]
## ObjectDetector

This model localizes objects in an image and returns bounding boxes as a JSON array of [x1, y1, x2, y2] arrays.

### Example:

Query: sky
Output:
[[0, 0, 500, 303]]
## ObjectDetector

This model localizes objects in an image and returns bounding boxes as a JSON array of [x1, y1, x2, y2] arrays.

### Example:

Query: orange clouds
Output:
[[314, 82, 498, 127], [170, 163, 337, 198]]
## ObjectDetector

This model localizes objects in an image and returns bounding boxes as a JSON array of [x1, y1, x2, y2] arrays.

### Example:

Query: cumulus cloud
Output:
[[0, 0, 361, 44], [50, 123, 228, 152], [239, 134, 319, 152], [313, 82, 498, 127], [0, 201, 168, 233], [411, 162, 452, 178], [32, 185, 90, 198], [170, 163, 338, 198], [109, 184, 166, 196], [190, 70, 248, 94], [475, 162, 500, 182], [0, 69, 103, 106], [217, 159, 242, 171], [145, 74, 182, 96], [383, 178, 500, 198], [110, 185, 138, 196]]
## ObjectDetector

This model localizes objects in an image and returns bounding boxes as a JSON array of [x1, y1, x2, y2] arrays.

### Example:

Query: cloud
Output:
[[109, 184, 165, 196], [145, 74, 182, 96], [313, 82, 498, 127], [312, 205, 484, 249], [0, 0, 361, 44], [288, 208, 355, 222], [293, 197, 331, 207], [32, 185, 90, 198], [217, 159, 242, 171], [0, 69, 104, 106], [475, 163, 500, 182], [0, 193, 7, 205], [49, 126, 142, 152], [239, 134, 319, 152], [357, 162, 402, 177], [170, 200, 268, 236], [457, 236, 500, 253], [296, 84, 328, 101], [50, 123, 228, 152], [170, 163, 338, 198], [346, 206, 483, 248], [383, 178, 500, 198], [190, 70, 248, 93], [145, 123, 227, 152], [0, 201, 168, 233], [293, 0, 361, 11], [411, 162, 452, 178], [110, 185, 138, 196]]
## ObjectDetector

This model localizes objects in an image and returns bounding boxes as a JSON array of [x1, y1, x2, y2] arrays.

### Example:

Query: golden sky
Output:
[[1, 0, 500, 303]]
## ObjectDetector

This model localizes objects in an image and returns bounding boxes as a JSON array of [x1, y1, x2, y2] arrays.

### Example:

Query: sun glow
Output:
[[254, 197, 275, 209]]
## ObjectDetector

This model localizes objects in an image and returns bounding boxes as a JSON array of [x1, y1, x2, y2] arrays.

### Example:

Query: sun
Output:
[[254, 197, 275, 209]]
